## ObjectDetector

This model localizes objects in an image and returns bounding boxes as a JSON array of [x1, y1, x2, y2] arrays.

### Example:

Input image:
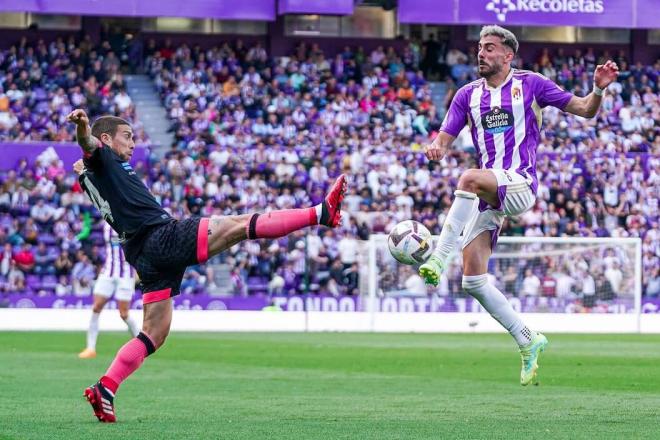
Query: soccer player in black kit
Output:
[[67, 109, 347, 422]]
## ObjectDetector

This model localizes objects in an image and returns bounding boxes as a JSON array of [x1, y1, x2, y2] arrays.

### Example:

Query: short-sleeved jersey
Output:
[[81, 144, 172, 262], [100, 222, 134, 279], [440, 69, 573, 193]]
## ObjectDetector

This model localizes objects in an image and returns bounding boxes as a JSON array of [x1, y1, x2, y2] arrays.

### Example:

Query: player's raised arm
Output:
[[67, 109, 102, 156], [564, 60, 619, 119]]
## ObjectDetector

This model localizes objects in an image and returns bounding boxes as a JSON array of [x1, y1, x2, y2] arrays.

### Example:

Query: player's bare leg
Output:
[[462, 231, 547, 385], [79, 295, 109, 359], [141, 298, 172, 349], [84, 299, 170, 422], [206, 174, 347, 257], [420, 169, 498, 285]]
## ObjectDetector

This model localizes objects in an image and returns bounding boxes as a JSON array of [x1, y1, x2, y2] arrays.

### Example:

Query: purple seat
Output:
[[26, 275, 41, 289], [42, 275, 57, 289]]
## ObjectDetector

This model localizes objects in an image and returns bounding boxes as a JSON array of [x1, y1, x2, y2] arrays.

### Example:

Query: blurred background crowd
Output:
[[0, 34, 658, 300]]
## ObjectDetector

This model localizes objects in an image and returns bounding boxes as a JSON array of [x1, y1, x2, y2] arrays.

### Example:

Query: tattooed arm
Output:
[[66, 109, 101, 156]]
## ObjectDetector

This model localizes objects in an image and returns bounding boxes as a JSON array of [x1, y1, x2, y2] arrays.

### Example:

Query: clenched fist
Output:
[[424, 140, 447, 162], [73, 159, 85, 176], [66, 109, 90, 126]]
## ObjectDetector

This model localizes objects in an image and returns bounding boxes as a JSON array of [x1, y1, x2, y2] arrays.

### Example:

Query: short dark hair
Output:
[[480, 25, 519, 55], [91, 116, 131, 140]]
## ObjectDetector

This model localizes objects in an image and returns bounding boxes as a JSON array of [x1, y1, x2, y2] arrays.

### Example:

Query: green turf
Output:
[[1, 332, 659, 439]]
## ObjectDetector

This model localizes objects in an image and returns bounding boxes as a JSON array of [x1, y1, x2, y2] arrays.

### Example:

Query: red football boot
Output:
[[319, 174, 347, 227], [84, 382, 117, 423]]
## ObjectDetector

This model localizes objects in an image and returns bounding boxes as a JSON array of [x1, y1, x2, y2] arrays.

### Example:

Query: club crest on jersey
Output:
[[482, 106, 514, 134], [512, 87, 522, 100]]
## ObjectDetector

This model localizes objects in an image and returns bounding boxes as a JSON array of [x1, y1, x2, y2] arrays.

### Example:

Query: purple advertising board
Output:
[[459, 0, 633, 29], [0, 0, 276, 20], [2, 293, 655, 314], [278, 0, 354, 15], [0, 142, 149, 171], [398, 0, 457, 25], [636, 0, 659, 29], [398, 0, 658, 28]]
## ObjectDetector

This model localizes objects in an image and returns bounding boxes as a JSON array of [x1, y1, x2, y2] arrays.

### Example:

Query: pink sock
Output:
[[100, 332, 155, 394], [247, 208, 317, 239]]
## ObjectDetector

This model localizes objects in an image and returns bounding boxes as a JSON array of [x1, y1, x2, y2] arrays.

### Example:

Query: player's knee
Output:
[[457, 170, 481, 194], [92, 305, 104, 313], [119, 310, 130, 321], [152, 331, 169, 350], [462, 274, 488, 295], [140, 329, 168, 352], [209, 214, 249, 242]]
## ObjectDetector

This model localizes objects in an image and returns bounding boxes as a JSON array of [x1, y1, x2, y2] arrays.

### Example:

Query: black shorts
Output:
[[133, 217, 210, 304]]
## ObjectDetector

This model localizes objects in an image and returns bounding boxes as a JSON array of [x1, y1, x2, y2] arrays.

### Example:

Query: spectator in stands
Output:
[[521, 269, 541, 297], [30, 198, 56, 226], [54, 249, 74, 276], [0, 243, 12, 277], [13, 243, 35, 273], [7, 260, 25, 292], [55, 274, 73, 296], [33, 242, 56, 275], [647, 268, 660, 298], [579, 270, 597, 307], [604, 260, 624, 297]]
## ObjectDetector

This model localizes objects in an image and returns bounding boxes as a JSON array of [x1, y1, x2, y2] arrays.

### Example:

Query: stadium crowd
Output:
[[0, 35, 148, 143], [0, 35, 658, 301]]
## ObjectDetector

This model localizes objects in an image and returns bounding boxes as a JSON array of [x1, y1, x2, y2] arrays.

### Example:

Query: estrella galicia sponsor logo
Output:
[[482, 106, 514, 134], [486, 0, 604, 23]]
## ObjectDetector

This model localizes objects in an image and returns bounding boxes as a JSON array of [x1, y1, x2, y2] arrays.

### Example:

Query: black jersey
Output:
[[81, 145, 172, 262]]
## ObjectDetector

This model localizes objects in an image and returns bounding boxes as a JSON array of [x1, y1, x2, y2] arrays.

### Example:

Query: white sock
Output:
[[123, 315, 139, 337], [86, 312, 100, 350], [433, 190, 477, 263], [462, 274, 533, 347]]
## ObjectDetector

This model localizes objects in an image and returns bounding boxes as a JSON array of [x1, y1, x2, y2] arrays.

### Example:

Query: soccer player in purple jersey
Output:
[[418, 25, 619, 385], [67, 109, 347, 422]]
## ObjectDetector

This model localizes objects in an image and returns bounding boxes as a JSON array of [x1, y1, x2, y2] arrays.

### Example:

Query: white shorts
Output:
[[93, 275, 136, 302], [461, 169, 535, 250]]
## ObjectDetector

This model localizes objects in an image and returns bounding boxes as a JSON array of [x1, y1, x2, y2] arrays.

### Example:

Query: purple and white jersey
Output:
[[440, 69, 573, 193], [100, 223, 134, 279]]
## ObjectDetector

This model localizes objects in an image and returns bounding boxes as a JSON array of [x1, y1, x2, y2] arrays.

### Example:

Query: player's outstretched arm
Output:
[[564, 60, 619, 119], [67, 109, 102, 156], [424, 130, 456, 162]]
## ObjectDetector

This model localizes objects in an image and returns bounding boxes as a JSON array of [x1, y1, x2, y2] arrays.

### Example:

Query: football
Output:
[[387, 220, 434, 265]]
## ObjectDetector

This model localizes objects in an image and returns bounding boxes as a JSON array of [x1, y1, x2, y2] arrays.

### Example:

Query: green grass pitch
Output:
[[1, 332, 659, 439]]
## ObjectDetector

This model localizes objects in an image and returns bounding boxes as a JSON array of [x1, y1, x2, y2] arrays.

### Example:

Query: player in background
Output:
[[418, 25, 619, 385], [76, 157, 139, 358], [67, 108, 347, 422]]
